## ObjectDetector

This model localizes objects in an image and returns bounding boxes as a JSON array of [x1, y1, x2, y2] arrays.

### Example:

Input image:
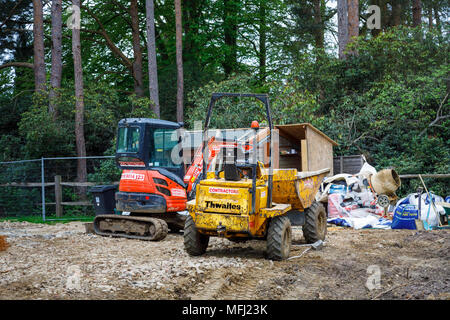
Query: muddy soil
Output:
[[0, 221, 448, 300]]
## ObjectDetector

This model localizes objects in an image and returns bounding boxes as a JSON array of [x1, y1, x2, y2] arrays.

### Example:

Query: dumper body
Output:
[[187, 167, 329, 240]]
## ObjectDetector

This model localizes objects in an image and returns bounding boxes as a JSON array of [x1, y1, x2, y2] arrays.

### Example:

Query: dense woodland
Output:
[[0, 0, 448, 194]]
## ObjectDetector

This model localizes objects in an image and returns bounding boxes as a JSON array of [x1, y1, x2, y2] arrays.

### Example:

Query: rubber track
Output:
[[93, 215, 168, 241], [184, 215, 209, 256], [266, 215, 291, 261], [302, 201, 327, 244]]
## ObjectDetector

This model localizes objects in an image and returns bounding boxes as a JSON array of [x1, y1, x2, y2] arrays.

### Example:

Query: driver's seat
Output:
[[224, 163, 241, 181]]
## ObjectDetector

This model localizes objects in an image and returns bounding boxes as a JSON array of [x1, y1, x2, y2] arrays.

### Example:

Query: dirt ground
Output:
[[0, 220, 448, 300]]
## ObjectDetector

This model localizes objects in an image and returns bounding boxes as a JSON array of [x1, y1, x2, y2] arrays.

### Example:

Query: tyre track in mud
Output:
[[214, 268, 264, 300], [189, 269, 227, 300], [189, 264, 280, 300]]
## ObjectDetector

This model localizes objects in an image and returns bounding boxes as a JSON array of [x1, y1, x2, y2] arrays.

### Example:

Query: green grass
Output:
[[0, 215, 94, 224]]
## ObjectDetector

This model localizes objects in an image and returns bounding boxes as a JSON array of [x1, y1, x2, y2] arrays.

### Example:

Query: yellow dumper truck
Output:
[[184, 93, 329, 260]]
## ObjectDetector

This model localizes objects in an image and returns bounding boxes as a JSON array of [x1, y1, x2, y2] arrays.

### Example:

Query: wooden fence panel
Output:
[[333, 155, 364, 175]]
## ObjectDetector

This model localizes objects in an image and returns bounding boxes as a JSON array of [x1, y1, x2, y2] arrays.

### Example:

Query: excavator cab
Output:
[[115, 118, 184, 179]]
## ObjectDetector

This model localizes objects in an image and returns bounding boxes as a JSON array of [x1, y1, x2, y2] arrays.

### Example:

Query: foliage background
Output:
[[0, 1, 448, 198]]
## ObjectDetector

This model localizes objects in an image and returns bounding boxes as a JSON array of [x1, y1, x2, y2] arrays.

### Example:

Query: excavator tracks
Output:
[[93, 215, 169, 241]]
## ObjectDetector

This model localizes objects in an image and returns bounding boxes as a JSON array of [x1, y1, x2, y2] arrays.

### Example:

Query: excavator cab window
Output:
[[149, 128, 179, 168], [117, 126, 141, 153]]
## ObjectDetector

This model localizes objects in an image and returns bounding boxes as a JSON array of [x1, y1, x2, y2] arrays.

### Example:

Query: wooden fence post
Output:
[[55, 175, 62, 217]]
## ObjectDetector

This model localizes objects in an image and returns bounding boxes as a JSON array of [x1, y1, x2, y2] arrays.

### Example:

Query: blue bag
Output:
[[391, 204, 419, 230], [424, 192, 443, 205], [327, 217, 352, 228], [329, 184, 347, 195]]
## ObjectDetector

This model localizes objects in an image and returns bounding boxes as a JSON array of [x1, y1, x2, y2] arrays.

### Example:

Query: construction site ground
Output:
[[0, 220, 448, 300]]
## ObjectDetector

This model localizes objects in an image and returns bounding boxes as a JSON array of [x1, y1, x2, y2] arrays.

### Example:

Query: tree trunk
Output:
[[49, 0, 62, 118], [130, 0, 144, 97], [313, 0, 324, 49], [347, 0, 359, 54], [337, 0, 348, 59], [72, 0, 87, 194], [175, 0, 183, 122], [427, 3, 433, 30], [183, 0, 201, 63], [223, 0, 238, 75], [259, 0, 266, 82], [145, 0, 160, 117], [391, 2, 402, 26], [33, 0, 46, 92], [412, 0, 422, 27], [434, 5, 441, 34]]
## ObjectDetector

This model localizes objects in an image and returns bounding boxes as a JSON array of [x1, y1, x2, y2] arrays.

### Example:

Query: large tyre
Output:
[[303, 201, 327, 244], [266, 215, 292, 261], [184, 215, 209, 256]]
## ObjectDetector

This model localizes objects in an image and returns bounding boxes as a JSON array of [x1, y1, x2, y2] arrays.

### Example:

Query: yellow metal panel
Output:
[[200, 178, 265, 188], [255, 186, 268, 212], [270, 169, 304, 210], [197, 184, 250, 214], [193, 212, 250, 233], [295, 174, 323, 209], [259, 203, 291, 218], [251, 214, 267, 237], [193, 212, 269, 238]]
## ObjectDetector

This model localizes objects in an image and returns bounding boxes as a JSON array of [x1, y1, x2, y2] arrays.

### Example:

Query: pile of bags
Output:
[[318, 158, 449, 230], [317, 160, 399, 230], [391, 192, 448, 230]]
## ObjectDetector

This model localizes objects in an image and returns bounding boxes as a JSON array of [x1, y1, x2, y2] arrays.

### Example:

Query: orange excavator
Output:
[[93, 115, 269, 241]]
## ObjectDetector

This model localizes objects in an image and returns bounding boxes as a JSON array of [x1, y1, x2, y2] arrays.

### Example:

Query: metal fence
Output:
[[0, 156, 120, 221]]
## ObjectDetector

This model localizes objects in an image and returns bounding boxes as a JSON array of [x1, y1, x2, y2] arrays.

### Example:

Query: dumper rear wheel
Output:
[[266, 215, 292, 261], [184, 215, 209, 256], [303, 201, 327, 243]]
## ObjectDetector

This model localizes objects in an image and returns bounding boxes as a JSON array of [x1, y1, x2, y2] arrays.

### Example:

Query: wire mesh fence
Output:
[[0, 156, 120, 221]]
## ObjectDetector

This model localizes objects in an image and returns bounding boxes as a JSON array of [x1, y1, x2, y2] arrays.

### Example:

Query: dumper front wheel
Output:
[[303, 201, 327, 243], [266, 215, 292, 261], [184, 215, 209, 256]]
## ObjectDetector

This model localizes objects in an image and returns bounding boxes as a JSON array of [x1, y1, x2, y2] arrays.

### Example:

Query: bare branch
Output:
[[0, 62, 34, 70], [238, 30, 259, 55], [419, 92, 450, 136], [80, 5, 133, 70]]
